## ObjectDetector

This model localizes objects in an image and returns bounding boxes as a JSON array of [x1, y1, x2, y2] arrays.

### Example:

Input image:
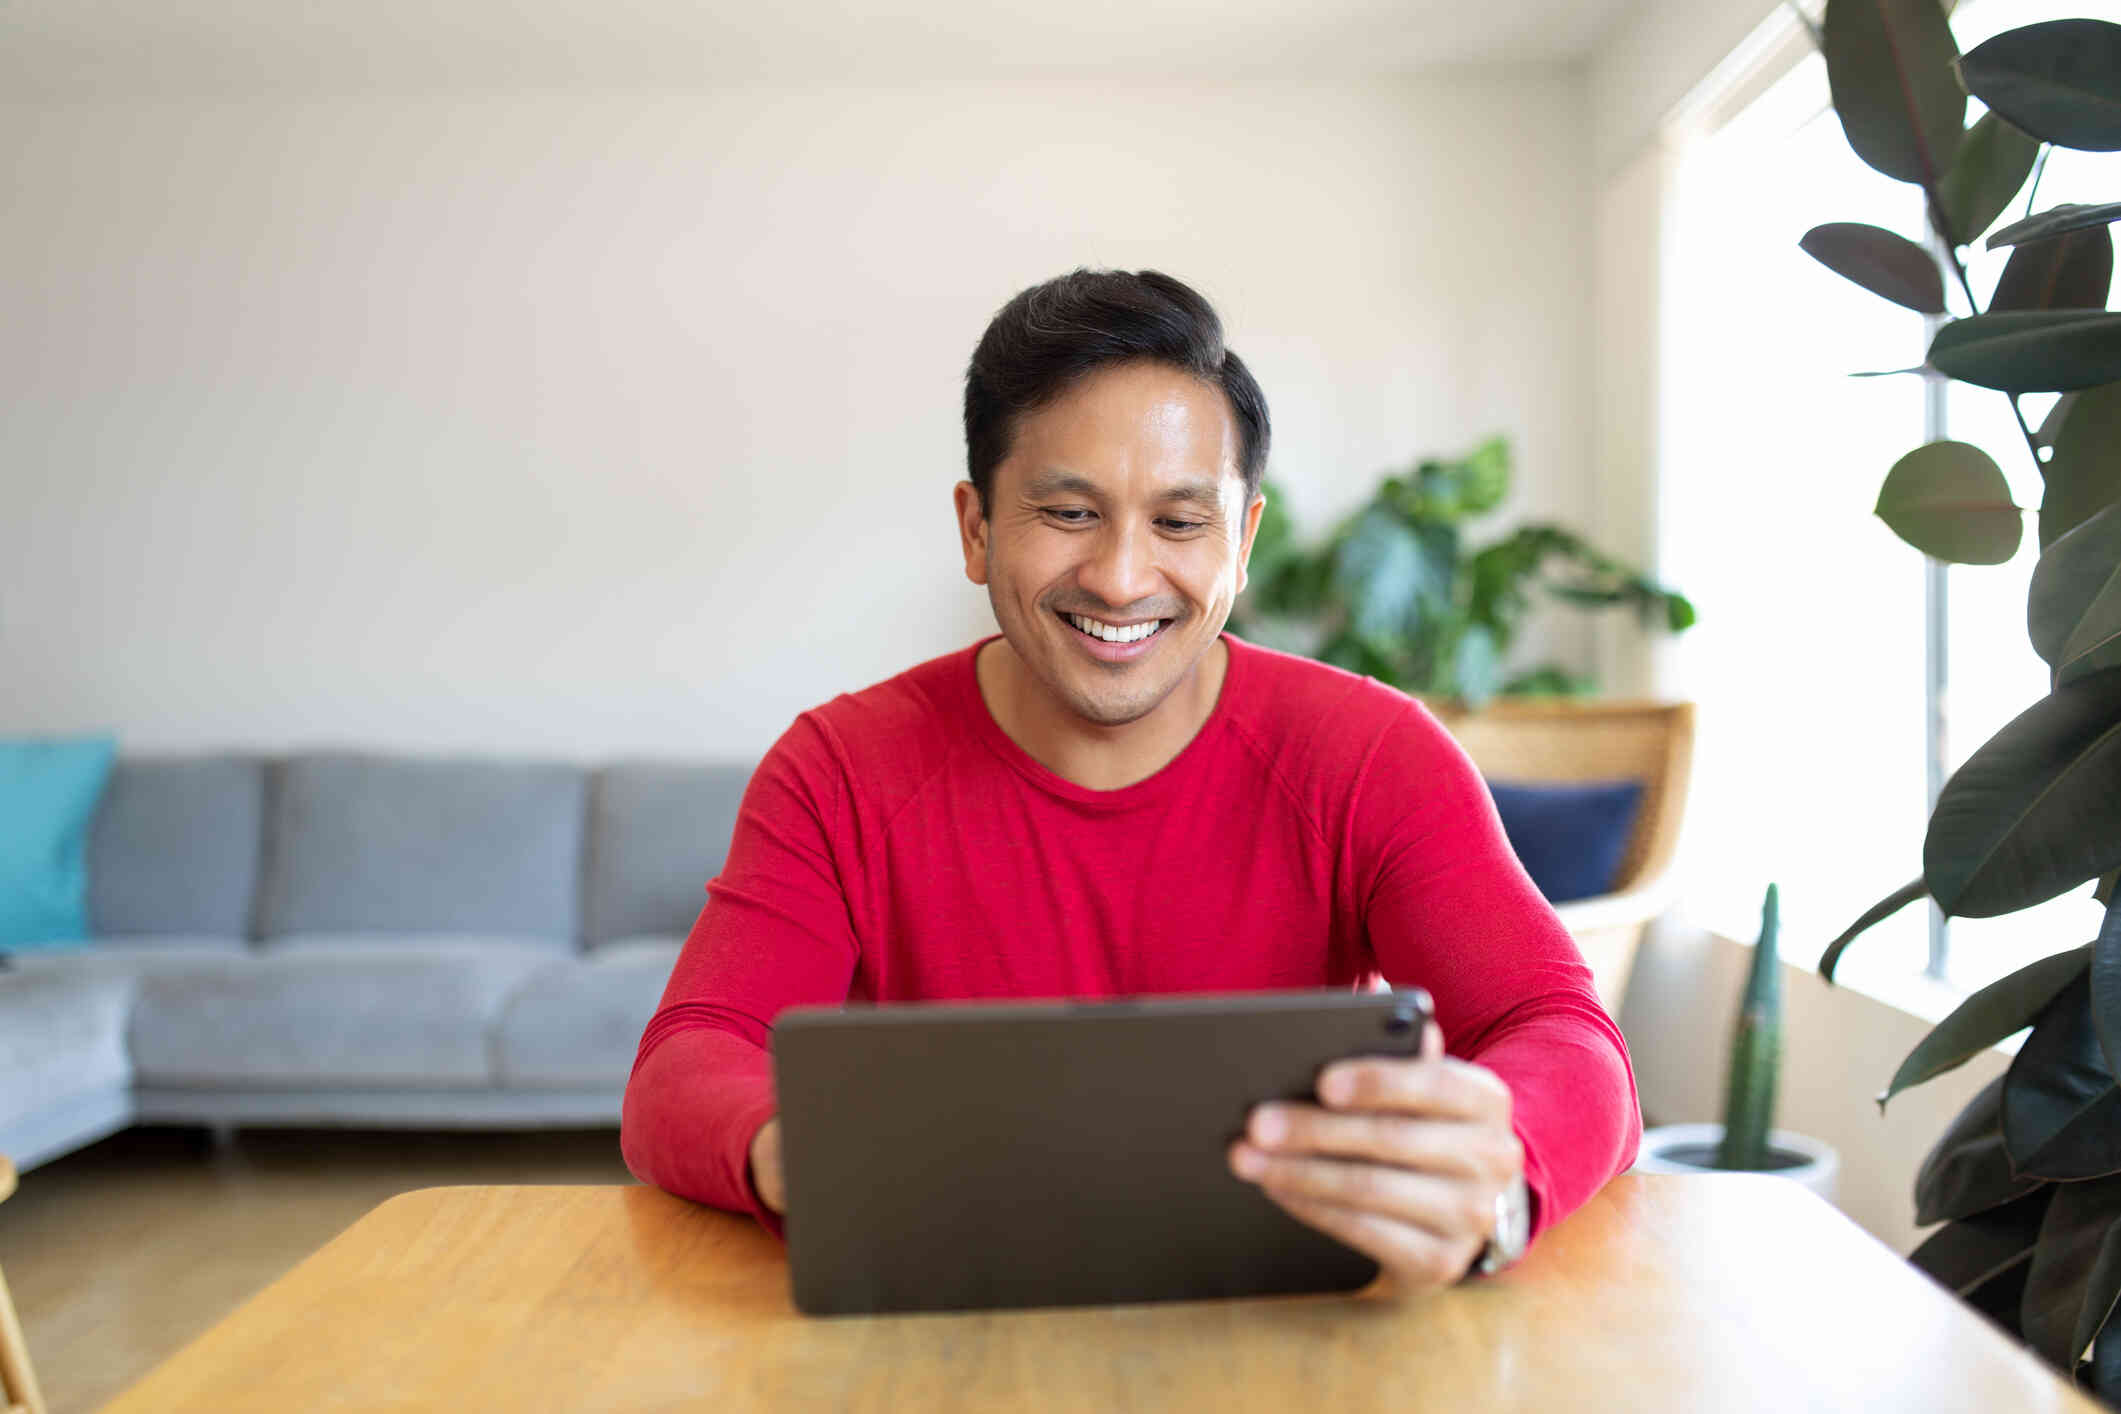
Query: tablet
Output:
[[773, 986, 1434, 1316]]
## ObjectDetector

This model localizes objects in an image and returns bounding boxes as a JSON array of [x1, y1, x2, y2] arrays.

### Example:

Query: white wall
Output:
[[1, 77, 1594, 759]]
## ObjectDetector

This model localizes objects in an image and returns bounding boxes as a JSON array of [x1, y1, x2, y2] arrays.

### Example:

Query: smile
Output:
[[1056, 610, 1172, 660]]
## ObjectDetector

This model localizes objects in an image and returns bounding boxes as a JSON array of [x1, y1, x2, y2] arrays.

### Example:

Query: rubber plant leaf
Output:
[[2043, 380, 2121, 552], [2027, 500, 2121, 672], [1924, 665, 2121, 918], [1988, 201, 2121, 250], [1928, 310, 2121, 393], [1881, 943, 2091, 1106], [1991, 226, 2115, 312], [1917, 1072, 2049, 1225], [1873, 440, 2022, 564], [1800, 222, 1948, 312], [2003, 971, 2121, 1180], [2022, 1171, 2121, 1372], [2089, 894, 2121, 1082], [1822, 0, 1966, 189], [1937, 111, 2043, 247], [1819, 876, 1927, 982], [1909, 1187, 2053, 1295], [1958, 19, 2121, 153]]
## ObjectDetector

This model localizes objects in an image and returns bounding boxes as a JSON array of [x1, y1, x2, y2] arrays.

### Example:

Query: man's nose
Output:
[[1077, 520, 1160, 610]]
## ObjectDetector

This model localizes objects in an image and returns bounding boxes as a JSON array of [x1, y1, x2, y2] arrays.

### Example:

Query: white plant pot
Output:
[[1632, 1122, 1840, 1205]]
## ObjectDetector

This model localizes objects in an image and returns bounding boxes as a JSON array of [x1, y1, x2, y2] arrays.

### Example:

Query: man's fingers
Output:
[[1230, 1146, 1492, 1239], [1316, 1053, 1511, 1123], [1262, 1189, 1475, 1292], [1242, 1108, 1511, 1182]]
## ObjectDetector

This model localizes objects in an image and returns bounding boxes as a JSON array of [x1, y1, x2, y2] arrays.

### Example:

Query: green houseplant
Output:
[[1633, 885, 1840, 1192], [1229, 437, 1695, 707], [1793, 1, 2121, 1396]]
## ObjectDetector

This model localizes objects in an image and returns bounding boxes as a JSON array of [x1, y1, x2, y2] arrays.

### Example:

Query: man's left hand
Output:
[[1226, 1020, 1523, 1293]]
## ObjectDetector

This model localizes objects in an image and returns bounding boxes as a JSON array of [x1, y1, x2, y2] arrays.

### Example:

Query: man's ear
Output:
[[954, 480, 989, 587], [1234, 490, 1266, 596]]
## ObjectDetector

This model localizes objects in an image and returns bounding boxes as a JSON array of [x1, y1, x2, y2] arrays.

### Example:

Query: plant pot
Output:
[[1631, 1122, 1840, 1204]]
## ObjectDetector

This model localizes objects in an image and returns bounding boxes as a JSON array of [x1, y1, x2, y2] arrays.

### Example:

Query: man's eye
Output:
[[1160, 519, 1204, 532], [1045, 508, 1093, 523]]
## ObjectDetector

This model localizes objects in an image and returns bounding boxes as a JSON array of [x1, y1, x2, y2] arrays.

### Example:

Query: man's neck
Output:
[[974, 636, 1229, 792]]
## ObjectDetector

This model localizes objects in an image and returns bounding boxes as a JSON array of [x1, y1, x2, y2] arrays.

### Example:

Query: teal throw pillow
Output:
[[0, 735, 118, 948]]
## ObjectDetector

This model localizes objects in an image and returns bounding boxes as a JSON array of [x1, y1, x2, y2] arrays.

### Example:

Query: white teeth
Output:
[[1068, 613, 1163, 644]]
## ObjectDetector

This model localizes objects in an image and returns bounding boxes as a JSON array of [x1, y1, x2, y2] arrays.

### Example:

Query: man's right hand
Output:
[[748, 1117, 787, 1215]]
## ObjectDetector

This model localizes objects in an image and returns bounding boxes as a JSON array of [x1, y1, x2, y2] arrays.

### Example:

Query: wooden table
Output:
[[103, 1174, 2101, 1412]]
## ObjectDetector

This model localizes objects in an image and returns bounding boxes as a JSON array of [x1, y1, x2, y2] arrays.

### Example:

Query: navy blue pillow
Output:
[[1486, 779, 1645, 905]]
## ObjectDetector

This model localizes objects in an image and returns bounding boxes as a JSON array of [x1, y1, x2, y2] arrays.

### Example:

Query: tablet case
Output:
[[774, 987, 1433, 1316]]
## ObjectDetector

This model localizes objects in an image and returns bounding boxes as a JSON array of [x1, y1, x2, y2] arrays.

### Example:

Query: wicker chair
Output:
[[1423, 698, 1696, 1015]]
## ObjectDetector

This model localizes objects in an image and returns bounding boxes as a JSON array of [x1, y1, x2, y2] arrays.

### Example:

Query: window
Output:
[[1656, 0, 2109, 994]]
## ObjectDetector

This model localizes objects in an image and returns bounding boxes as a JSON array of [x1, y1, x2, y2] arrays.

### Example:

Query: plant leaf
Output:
[[1823, 0, 1966, 188], [1928, 310, 2121, 393], [2023, 1172, 2121, 1371], [1918, 1072, 2050, 1224], [2028, 500, 2121, 671], [2005, 971, 2121, 1180], [1991, 226, 2116, 312], [1959, 19, 2121, 153], [1883, 944, 2092, 1106], [1459, 437, 1511, 515], [1850, 364, 1944, 378], [1453, 624, 1502, 709], [2039, 391, 2082, 448], [1910, 1188, 2054, 1295], [1874, 440, 2023, 564], [1938, 112, 2044, 247], [1989, 201, 2121, 250], [1800, 222, 1948, 312], [1334, 506, 1431, 643], [2090, 896, 2121, 1082], [1924, 666, 2121, 918], [2044, 380, 2121, 552], [1819, 876, 1928, 982]]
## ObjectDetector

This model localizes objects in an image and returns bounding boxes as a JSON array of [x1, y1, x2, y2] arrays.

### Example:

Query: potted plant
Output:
[[1632, 885, 1840, 1198], [1793, 1, 2121, 1397], [1229, 437, 1694, 708]]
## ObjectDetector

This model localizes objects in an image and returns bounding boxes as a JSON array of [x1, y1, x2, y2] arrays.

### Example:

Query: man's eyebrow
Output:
[[1021, 470, 1226, 509]]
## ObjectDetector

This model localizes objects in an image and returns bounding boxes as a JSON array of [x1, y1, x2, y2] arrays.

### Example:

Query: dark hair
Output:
[[962, 268, 1270, 515]]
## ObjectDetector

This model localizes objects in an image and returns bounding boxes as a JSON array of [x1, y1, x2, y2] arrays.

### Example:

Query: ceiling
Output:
[[0, 0, 1641, 95]]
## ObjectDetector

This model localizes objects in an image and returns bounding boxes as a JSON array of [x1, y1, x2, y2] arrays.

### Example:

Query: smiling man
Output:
[[621, 269, 1641, 1289]]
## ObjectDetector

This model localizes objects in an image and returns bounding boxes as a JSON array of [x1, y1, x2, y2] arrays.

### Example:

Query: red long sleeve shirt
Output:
[[622, 633, 1641, 1245]]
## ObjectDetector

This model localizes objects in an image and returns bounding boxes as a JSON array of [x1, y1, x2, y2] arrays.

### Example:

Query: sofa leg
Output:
[[207, 1122, 239, 1151]]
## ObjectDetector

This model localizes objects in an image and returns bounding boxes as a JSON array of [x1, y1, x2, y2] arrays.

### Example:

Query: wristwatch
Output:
[[1471, 1173, 1531, 1277]]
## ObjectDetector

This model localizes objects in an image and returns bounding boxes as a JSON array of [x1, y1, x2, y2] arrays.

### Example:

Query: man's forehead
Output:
[[1020, 467, 1231, 506]]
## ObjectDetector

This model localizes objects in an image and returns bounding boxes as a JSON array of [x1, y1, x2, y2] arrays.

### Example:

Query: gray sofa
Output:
[[0, 751, 748, 1172]]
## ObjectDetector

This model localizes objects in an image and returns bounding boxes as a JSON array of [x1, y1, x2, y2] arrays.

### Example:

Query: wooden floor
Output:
[[0, 1125, 633, 1414]]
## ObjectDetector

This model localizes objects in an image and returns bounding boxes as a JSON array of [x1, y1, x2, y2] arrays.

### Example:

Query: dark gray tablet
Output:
[[773, 986, 1433, 1317]]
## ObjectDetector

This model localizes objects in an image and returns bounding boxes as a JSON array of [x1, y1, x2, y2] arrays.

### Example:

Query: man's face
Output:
[[955, 360, 1265, 729]]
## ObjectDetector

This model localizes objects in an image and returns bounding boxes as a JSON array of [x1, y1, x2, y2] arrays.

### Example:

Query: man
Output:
[[622, 269, 1640, 1289]]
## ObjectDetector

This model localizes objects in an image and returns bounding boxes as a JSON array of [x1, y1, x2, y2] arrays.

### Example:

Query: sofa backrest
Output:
[[583, 761, 750, 947], [257, 753, 587, 943], [88, 755, 267, 938]]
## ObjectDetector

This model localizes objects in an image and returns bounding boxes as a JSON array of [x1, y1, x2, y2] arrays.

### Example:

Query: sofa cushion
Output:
[[7, 935, 247, 978], [128, 937, 555, 1087], [0, 735, 117, 948], [583, 762, 750, 947], [0, 969, 133, 1121], [494, 937, 681, 1087], [258, 753, 586, 943], [88, 755, 265, 939]]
